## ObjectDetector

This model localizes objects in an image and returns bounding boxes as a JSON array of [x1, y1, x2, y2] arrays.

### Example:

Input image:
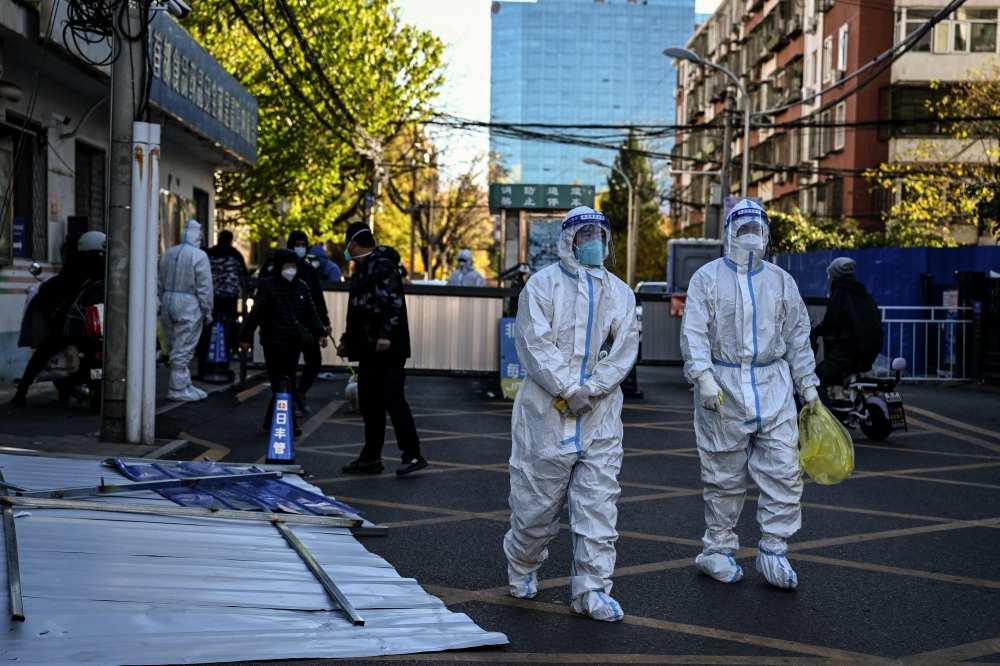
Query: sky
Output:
[[393, 0, 723, 182]]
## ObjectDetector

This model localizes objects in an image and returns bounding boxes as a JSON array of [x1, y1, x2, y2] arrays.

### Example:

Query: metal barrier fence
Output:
[[876, 305, 973, 381]]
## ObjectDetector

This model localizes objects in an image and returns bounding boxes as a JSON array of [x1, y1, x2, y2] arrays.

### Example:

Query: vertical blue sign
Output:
[[499, 317, 524, 400], [206, 321, 228, 364], [12, 216, 26, 257], [266, 392, 295, 463]]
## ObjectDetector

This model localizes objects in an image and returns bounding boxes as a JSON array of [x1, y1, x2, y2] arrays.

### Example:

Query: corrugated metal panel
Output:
[[0, 454, 507, 664], [640, 301, 684, 362]]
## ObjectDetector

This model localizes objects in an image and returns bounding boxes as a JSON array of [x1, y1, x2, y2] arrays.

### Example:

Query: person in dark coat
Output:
[[12, 232, 106, 406], [206, 230, 248, 356], [259, 231, 331, 417], [308, 244, 343, 283], [240, 248, 327, 433], [811, 257, 885, 405], [337, 222, 425, 476]]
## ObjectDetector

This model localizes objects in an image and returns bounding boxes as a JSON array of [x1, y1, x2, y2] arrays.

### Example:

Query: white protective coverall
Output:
[[680, 199, 819, 590], [505, 207, 639, 621], [447, 249, 486, 287], [158, 220, 214, 401]]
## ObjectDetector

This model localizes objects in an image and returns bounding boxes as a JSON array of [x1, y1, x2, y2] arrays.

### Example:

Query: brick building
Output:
[[670, 0, 998, 239]]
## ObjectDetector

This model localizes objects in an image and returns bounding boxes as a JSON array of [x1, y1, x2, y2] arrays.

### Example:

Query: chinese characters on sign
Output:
[[149, 13, 258, 165], [499, 318, 524, 401], [489, 184, 596, 210], [267, 393, 295, 462]]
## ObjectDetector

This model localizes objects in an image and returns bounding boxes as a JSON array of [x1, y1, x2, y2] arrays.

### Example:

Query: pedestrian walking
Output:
[[308, 244, 343, 283], [159, 220, 214, 402], [680, 199, 820, 589], [285, 230, 332, 417], [504, 207, 639, 622], [239, 248, 327, 434], [206, 230, 248, 357], [337, 222, 426, 476]]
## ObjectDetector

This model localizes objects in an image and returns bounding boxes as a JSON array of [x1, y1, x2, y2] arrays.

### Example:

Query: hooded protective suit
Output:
[[680, 199, 819, 589], [447, 248, 486, 287], [159, 220, 213, 401], [504, 207, 639, 621]]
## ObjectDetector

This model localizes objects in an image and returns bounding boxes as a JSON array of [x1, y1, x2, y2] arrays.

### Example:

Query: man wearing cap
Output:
[[337, 222, 426, 476], [811, 257, 884, 405]]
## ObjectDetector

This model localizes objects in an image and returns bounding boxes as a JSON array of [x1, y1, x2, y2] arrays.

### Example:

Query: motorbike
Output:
[[26, 263, 105, 413], [806, 356, 909, 441]]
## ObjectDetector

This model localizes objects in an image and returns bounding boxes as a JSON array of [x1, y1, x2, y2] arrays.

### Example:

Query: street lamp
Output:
[[663, 47, 751, 198], [583, 157, 637, 289]]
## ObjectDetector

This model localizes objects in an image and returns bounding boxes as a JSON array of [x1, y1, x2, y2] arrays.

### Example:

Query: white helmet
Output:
[[723, 199, 769, 267], [77, 231, 107, 254]]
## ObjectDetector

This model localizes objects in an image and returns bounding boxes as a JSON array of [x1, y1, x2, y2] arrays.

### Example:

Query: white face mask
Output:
[[733, 234, 764, 252], [280, 267, 298, 282], [293, 247, 307, 258], [311, 260, 320, 269]]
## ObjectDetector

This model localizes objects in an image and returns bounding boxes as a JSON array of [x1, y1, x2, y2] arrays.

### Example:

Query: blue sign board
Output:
[[499, 317, 525, 400], [266, 392, 295, 463], [149, 14, 258, 165], [11, 216, 25, 257]]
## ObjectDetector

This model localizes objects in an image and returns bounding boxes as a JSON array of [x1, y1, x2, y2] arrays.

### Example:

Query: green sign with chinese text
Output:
[[489, 184, 595, 210]]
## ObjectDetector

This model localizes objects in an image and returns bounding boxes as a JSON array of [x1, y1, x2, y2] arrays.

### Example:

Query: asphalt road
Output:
[[161, 366, 1000, 666]]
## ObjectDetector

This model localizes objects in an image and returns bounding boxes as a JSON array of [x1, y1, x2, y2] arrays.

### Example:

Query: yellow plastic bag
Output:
[[798, 403, 855, 485]]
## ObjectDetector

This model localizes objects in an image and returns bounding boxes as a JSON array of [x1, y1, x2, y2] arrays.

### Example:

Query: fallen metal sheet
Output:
[[0, 454, 507, 664], [15, 470, 283, 499]]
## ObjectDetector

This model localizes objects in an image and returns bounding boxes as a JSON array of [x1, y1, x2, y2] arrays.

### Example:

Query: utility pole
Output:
[[425, 152, 437, 280], [716, 90, 735, 240], [101, 0, 144, 442], [409, 158, 418, 279]]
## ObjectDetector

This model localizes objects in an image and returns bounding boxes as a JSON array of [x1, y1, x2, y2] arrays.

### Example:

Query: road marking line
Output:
[[177, 432, 230, 462], [787, 553, 1000, 590], [905, 636, 1000, 663], [849, 459, 1000, 480], [235, 382, 268, 402], [420, 584, 883, 662], [853, 442, 1000, 460], [787, 517, 1000, 551], [296, 399, 345, 444], [884, 473, 1000, 490], [906, 417, 1000, 454], [906, 405, 1000, 442], [362, 654, 884, 664]]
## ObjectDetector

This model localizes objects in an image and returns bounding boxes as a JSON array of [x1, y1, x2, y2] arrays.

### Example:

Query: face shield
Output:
[[723, 200, 769, 266], [560, 207, 615, 268]]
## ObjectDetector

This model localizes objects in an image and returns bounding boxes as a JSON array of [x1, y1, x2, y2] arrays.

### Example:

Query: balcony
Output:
[[814, 0, 834, 13]]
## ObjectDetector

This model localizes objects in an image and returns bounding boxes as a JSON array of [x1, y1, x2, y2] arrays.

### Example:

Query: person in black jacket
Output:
[[259, 231, 331, 417], [206, 230, 248, 357], [240, 248, 327, 433], [811, 257, 885, 405], [337, 222, 426, 476]]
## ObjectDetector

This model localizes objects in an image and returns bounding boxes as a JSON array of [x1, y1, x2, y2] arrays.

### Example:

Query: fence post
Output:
[[971, 301, 983, 383]]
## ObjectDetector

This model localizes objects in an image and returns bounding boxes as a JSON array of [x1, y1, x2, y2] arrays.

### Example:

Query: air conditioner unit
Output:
[[831, 68, 844, 83], [774, 171, 788, 184], [808, 15, 818, 32]]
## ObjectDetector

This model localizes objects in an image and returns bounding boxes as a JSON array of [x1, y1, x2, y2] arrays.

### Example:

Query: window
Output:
[[819, 109, 832, 155], [75, 142, 106, 232], [808, 50, 818, 86], [5, 119, 48, 261], [822, 35, 833, 83], [878, 84, 952, 139], [837, 24, 849, 71], [834, 101, 846, 150], [934, 9, 997, 53], [898, 8, 935, 51]]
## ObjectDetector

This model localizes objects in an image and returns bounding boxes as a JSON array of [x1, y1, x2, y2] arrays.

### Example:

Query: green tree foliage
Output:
[[863, 58, 1000, 245], [598, 130, 667, 284], [766, 208, 960, 253], [183, 0, 444, 243]]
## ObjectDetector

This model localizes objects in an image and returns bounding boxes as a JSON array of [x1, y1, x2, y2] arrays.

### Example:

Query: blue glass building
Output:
[[489, 0, 696, 188]]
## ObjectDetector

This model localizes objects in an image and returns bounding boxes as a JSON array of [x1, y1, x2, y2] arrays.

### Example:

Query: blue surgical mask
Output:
[[575, 240, 605, 267], [343, 247, 353, 262], [293, 247, 307, 258]]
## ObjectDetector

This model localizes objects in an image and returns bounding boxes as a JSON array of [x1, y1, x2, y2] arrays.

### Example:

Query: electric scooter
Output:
[[815, 357, 909, 441]]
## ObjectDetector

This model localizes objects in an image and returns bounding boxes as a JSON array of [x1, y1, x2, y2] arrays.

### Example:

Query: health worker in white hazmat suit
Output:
[[680, 199, 820, 590], [447, 249, 486, 287], [158, 220, 214, 402], [505, 207, 639, 621]]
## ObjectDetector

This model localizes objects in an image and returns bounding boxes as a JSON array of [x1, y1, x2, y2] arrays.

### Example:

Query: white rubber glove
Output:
[[565, 384, 595, 416], [203, 313, 213, 326], [696, 371, 723, 412], [802, 385, 820, 413]]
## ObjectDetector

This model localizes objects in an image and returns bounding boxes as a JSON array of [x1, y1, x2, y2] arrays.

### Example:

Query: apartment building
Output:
[[670, 0, 997, 236]]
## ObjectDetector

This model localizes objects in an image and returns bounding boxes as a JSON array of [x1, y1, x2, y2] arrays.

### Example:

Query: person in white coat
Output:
[[447, 249, 486, 287], [680, 199, 820, 590], [159, 220, 214, 402], [504, 206, 639, 622]]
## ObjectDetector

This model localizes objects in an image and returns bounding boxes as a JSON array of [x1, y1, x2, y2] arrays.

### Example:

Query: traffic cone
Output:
[[203, 319, 235, 383], [266, 377, 295, 465]]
